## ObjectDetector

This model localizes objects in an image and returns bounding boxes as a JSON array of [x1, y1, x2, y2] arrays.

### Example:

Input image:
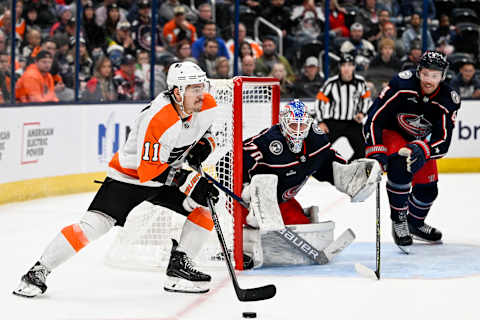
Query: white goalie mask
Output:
[[166, 61, 209, 110], [279, 99, 313, 153]]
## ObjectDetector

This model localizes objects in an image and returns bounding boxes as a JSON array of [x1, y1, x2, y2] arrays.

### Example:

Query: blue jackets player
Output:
[[242, 99, 381, 226], [364, 50, 461, 246]]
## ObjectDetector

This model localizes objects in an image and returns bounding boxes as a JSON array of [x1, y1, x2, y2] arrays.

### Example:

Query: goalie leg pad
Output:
[[245, 174, 285, 231], [333, 159, 382, 202]]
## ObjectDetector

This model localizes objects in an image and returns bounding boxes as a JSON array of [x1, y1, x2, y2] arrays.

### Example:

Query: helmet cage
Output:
[[416, 50, 449, 81], [280, 99, 312, 153]]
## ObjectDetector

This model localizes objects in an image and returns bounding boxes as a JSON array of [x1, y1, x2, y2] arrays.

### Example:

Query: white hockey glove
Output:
[[241, 174, 285, 232], [333, 158, 382, 202]]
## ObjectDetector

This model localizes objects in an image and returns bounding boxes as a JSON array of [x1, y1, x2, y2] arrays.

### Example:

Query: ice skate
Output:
[[164, 239, 211, 294], [409, 222, 442, 244], [13, 261, 51, 298], [392, 214, 412, 253]]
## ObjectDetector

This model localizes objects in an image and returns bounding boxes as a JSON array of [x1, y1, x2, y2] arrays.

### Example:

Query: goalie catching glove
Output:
[[175, 169, 219, 207], [333, 158, 382, 202]]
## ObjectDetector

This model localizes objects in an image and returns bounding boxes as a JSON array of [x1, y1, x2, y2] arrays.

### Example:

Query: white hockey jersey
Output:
[[108, 92, 217, 186]]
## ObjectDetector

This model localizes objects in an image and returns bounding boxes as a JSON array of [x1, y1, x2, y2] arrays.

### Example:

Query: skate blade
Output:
[[163, 276, 210, 294], [396, 244, 410, 254], [12, 281, 43, 298], [412, 235, 443, 244]]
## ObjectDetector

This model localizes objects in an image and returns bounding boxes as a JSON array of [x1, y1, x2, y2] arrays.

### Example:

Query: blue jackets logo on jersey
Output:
[[397, 113, 432, 138]]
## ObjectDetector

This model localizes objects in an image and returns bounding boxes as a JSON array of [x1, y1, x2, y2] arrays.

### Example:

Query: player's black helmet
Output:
[[416, 50, 449, 81], [339, 53, 355, 65]]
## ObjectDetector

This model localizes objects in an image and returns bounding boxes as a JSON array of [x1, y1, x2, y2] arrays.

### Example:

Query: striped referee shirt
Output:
[[313, 74, 372, 121]]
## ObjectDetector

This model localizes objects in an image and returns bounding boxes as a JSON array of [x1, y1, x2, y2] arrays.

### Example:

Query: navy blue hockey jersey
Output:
[[364, 69, 461, 159], [243, 124, 346, 203]]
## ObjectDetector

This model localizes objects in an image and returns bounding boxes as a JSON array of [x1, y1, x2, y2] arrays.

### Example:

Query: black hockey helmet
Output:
[[416, 50, 449, 81], [339, 52, 355, 65]]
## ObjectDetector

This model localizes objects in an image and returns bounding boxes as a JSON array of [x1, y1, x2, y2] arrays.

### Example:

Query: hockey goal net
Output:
[[105, 77, 280, 271]]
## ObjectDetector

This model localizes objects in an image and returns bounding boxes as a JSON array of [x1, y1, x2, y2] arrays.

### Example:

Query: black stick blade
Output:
[[237, 284, 276, 302]]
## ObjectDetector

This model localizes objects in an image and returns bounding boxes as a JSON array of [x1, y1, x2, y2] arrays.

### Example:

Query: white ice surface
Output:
[[1, 174, 479, 320]]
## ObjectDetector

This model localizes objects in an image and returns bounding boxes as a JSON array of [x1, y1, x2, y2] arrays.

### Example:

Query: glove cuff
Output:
[[411, 140, 431, 159], [365, 144, 388, 158]]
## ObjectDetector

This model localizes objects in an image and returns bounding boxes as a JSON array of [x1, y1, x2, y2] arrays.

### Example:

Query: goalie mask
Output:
[[279, 99, 313, 153], [166, 61, 209, 111]]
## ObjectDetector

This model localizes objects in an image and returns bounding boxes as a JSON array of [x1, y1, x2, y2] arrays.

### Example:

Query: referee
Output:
[[312, 53, 372, 160]]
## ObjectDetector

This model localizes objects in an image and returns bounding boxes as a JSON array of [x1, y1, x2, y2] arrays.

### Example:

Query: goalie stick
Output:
[[200, 168, 276, 302], [355, 182, 381, 280], [200, 171, 355, 265]]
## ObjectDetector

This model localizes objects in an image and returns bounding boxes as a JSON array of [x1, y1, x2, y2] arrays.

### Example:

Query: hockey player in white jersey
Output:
[[14, 61, 221, 297]]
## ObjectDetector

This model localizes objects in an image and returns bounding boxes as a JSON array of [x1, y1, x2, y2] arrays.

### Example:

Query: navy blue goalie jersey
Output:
[[242, 124, 346, 203], [364, 69, 461, 159]]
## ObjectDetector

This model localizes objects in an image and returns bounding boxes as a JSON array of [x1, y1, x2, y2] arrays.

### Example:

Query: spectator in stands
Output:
[[400, 41, 422, 70], [105, 4, 123, 38], [230, 41, 255, 75], [15, 50, 58, 103], [95, 0, 128, 27], [155, 54, 180, 93], [269, 62, 294, 98], [113, 54, 146, 100], [377, 21, 405, 58], [0, 2, 26, 41], [83, 56, 117, 102], [0, 51, 11, 103], [240, 55, 256, 76], [73, 38, 93, 91], [225, 23, 263, 59], [24, 3, 42, 36], [192, 21, 229, 60], [0, 10, 21, 55], [328, 0, 349, 37], [82, 1, 106, 53], [212, 56, 231, 79], [197, 38, 219, 77], [356, 0, 387, 41], [194, 3, 213, 35], [175, 40, 193, 61], [377, 0, 401, 22], [261, 0, 292, 40], [163, 6, 197, 50], [397, 0, 436, 22], [366, 38, 401, 94], [450, 62, 480, 98], [159, 0, 198, 24], [52, 34, 74, 90], [50, 6, 73, 37], [290, 0, 325, 47], [255, 36, 295, 82], [107, 21, 136, 57], [27, 1, 56, 34], [294, 56, 323, 98], [0, 30, 6, 54], [130, 0, 164, 53], [401, 12, 435, 52], [368, 9, 391, 46], [340, 23, 376, 72], [21, 28, 42, 62], [432, 14, 456, 46]]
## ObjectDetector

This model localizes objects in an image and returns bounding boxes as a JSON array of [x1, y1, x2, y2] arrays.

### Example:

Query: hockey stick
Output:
[[200, 168, 276, 302], [200, 171, 354, 265], [355, 182, 381, 280]]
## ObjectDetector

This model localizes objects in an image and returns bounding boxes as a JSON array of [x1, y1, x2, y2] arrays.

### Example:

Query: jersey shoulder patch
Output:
[[450, 90, 461, 105], [268, 140, 283, 155], [312, 123, 325, 135], [398, 70, 413, 79]]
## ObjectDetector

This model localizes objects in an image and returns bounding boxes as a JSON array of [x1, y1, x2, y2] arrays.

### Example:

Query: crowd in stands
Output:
[[0, 0, 479, 104]]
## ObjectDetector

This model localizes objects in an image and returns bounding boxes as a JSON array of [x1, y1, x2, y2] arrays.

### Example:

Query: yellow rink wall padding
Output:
[[0, 159, 479, 205], [0, 172, 106, 205]]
